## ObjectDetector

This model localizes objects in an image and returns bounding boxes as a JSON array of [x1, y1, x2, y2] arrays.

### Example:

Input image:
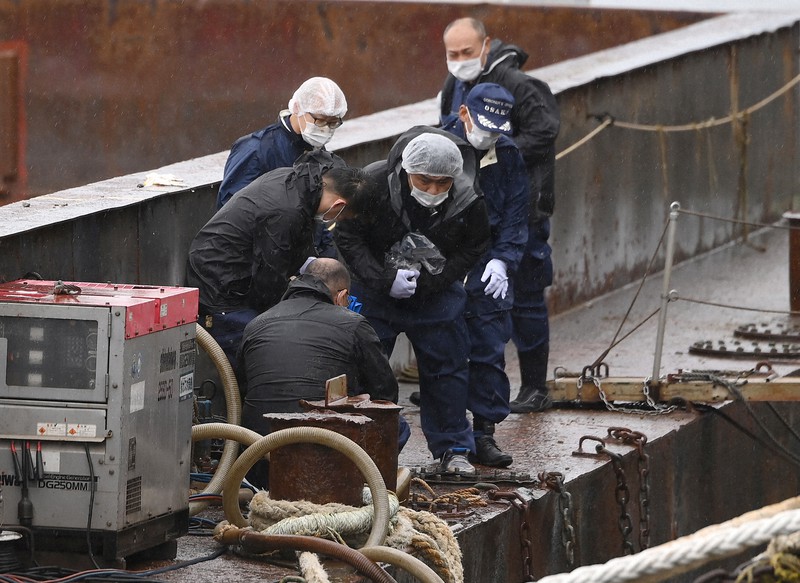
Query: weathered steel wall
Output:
[[545, 18, 800, 312], [0, 154, 222, 285], [0, 0, 707, 201]]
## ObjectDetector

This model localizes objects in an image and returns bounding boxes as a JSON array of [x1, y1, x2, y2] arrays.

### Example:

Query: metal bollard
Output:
[[264, 411, 373, 507], [302, 394, 402, 493]]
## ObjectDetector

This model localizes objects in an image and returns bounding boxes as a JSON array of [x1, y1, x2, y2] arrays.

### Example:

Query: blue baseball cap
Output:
[[464, 83, 515, 135]]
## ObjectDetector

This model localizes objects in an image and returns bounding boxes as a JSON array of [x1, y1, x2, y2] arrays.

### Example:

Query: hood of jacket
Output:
[[380, 125, 482, 228], [483, 39, 529, 77], [290, 149, 347, 215]]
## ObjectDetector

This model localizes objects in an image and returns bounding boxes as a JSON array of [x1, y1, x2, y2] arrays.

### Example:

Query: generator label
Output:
[[38, 473, 97, 492], [160, 347, 177, 372], [179, 350, 195, 368], [130, 380, 145, 413], [157, 378, 174, 401], [0, 473, 96, 491], [179, 372, 193, 401], [37, 422, 67, 437], [67, 424, 96, 438], [180, 338, 196, 370]]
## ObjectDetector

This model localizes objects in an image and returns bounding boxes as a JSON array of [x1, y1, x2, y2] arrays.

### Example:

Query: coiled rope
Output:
[[247, 492, 461, 583], [249, 492, 401, 543]]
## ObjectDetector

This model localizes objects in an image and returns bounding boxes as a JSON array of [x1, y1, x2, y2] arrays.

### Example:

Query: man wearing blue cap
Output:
[[444, 82, 529, 467]]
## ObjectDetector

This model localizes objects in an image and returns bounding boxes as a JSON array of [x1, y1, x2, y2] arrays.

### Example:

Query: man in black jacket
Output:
[[237, 258, 403, 434], [441, 17, 561, 413], [335, 128, 490, 475], [237, 257, 408, 488], [186, 151, 376, 367]]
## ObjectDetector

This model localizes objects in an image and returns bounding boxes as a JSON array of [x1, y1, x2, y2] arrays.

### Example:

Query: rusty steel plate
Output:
[[734, 320, 800, 342], [410, 467, 535, 485]]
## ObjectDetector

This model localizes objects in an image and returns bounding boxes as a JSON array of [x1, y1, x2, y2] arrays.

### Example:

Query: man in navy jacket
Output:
[[443, 83, 529, 467]]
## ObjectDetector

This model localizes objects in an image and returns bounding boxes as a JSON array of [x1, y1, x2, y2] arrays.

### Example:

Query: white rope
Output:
[[298, 552, 331, 583], [536, 509, 800, 583], [258, 493, 401, 540]]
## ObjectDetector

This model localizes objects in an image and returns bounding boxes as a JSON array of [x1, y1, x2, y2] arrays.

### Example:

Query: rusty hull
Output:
[[0, 1, 708, 199]]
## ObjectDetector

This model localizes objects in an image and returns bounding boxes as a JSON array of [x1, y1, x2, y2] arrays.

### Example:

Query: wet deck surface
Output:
[[128, 224, 796, 580]]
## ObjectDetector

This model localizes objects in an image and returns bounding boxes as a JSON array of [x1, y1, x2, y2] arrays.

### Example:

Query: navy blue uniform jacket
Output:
[[216, 113, 312, 209]]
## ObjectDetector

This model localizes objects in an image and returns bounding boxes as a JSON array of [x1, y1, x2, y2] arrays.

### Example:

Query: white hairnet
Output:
[[401, 133, 463, 177], [288, 77, 347, 117]]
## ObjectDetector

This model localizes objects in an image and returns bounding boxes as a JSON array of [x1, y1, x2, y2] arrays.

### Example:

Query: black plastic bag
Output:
[[385, 232, 446, 276]]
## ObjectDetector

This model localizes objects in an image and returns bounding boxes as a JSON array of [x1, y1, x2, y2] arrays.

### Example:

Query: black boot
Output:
[[510, 346, 552, 413], [470, 419, 512, 468]]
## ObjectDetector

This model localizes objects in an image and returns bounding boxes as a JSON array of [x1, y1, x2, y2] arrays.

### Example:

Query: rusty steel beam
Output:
[[549, 374, 800, 404], [784, 211, 800, 312]]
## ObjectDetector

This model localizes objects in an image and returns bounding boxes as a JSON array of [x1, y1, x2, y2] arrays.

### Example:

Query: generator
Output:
[[0, 279, 198, 561]]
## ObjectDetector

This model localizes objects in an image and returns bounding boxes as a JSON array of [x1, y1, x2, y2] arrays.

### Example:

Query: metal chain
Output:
[[641, 377, 678, 415], [488, 489, 533, 580], [573, 436, 635, 556], [580, 374, 677, 416], [540, 472, 577, 566], [607, 428, 651, 550], [598, 444, 635, 555]]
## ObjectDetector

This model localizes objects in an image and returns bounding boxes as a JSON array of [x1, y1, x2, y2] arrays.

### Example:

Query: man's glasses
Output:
[[309, 114, 344, 129]]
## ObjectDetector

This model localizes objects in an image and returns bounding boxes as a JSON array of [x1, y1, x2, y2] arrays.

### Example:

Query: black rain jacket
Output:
[[334, 126, 490, 299], [186, 150, 343, 313], [237, 274, 399, 436], [440, 39, 560, 218]]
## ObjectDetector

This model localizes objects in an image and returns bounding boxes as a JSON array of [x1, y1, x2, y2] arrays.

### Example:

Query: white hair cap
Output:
[[401, 133, 463, 177], [288, 77, 347, 117]]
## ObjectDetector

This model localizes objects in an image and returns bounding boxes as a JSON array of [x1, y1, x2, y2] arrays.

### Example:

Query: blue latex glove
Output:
[[347, 295, 363, 314], [389, 269, 420, 299], [481, 259, 508, 299]]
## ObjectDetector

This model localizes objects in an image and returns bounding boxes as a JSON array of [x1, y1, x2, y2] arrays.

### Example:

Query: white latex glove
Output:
[[481, 259, 508, 299], [299, 256, 317, 274], [389, 269, 420, 299]]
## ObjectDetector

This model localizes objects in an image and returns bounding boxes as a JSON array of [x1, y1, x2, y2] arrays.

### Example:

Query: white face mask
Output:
[[466, 115, 500, 150], [315, 201, 346, 225], [446, 40, 487, 83], [410, 185, 449, 208], [301, 117, 335, 148]]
